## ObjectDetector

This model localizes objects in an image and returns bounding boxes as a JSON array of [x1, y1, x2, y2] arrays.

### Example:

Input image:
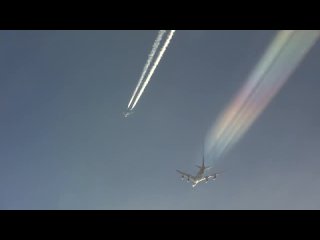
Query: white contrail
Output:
[[127, 30, 167, 109], [130, 30, 176, 110]]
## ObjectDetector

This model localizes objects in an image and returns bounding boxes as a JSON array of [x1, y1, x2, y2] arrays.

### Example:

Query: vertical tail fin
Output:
[[203, 141, 211, 170], [195, 141, 210, 169], [202, 141, 206, 168]]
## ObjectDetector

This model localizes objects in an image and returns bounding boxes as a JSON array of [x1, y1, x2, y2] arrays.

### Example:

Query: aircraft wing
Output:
[[206, 175, 217, 179], [206, 171, 224, 179], [176, 170, 195, 181]]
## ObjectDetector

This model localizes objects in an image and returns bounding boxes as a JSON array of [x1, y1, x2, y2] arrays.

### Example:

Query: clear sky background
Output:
[[1, 30, 320, 209]]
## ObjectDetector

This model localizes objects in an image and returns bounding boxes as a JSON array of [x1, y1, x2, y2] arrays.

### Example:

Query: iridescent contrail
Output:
[[127, 30, 167, 110], [205, 30, 320, 164], [130, 30, 176, 110]]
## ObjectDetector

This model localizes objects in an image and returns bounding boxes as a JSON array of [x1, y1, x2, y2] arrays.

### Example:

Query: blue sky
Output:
[[1, 30, 320, 209]]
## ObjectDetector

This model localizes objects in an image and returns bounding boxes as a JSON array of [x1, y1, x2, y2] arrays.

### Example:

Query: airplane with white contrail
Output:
[[123, 109, 134, 118]]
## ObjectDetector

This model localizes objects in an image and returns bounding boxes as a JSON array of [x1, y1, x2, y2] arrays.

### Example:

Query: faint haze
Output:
[[0, 30, 320, 209]]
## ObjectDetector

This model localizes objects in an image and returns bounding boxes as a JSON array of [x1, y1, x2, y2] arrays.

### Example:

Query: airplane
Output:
[[123, 109, 134, 118], [176, 152, 223, 188]]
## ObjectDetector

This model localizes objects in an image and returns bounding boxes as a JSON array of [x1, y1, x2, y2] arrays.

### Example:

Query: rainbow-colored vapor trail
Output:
[[205, 30, 320, 164]]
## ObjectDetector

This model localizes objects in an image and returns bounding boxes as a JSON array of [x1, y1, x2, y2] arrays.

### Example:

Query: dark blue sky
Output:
[[1, 30, 320, 209]]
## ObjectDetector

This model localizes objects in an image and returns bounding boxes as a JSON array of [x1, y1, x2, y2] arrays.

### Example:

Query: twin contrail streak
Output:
[[127, 30, 167, 109], [128, 30, 176, 111], [205, 30, 320, 164]]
